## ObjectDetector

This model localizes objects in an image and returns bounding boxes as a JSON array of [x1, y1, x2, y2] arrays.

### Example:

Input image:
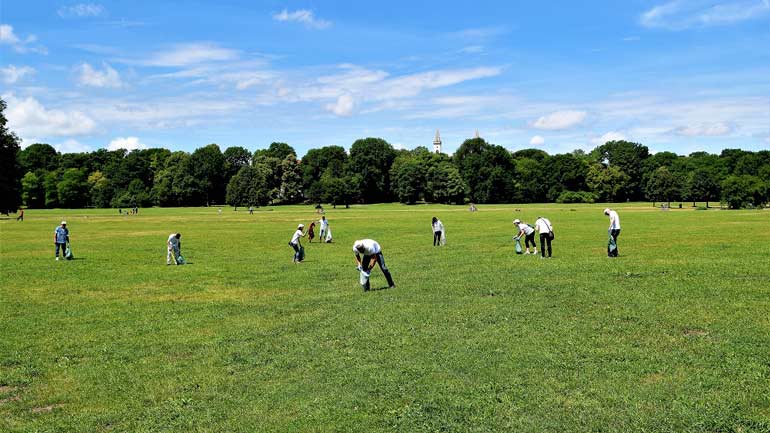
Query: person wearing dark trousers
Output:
[[604, 208, 621, 257], [16, 208, 24, 221], [534, 216, 553, 259], [353, 239, 395, 291], [54, 221, 69, 260], [513, 219, 537, 255], [431, 217, 445, 246]]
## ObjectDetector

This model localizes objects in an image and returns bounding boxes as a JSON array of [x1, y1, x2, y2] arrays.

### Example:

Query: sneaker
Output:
[[389, 285, 396, 289], [55, 257, 59, 261]]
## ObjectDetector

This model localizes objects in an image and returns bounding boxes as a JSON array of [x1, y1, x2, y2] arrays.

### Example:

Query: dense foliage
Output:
[[3, 99, 770, 210]]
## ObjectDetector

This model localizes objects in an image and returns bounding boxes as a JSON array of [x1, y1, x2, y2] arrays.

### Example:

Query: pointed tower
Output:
[[433, 129, 442, 154], [474, 129, 480, 139]]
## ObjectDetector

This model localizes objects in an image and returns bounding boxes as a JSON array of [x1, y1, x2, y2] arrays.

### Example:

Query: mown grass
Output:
[[1, 203, 769, 432]]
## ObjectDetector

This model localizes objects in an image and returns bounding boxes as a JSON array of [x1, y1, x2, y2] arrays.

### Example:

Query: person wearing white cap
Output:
[[353, 239, 395, 291], [513, 219, 537, 255], [53, 221, 69, 260], [289, 224, 307, 263], [604, 208, 621, 257], [167, 233, 182, 265]]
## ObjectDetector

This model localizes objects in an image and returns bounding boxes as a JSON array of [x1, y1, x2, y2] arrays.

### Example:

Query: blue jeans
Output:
[[55, 243, 66, 257], [289, 242, 301, 262]]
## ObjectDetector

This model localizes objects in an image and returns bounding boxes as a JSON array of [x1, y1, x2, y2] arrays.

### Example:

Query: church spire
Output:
[[433, 129, 442, 154], [474, 129, 480, 139]]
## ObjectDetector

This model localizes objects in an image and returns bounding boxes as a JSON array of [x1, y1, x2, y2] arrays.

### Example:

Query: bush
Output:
[[556, 190, 597, 204]]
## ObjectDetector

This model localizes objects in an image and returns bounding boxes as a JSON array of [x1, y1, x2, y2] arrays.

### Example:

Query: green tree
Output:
[[0, 97, 22, 214], [644, 166, 681, 206], [391, 157, 426, 204], [721, 175, 766, 209], [17, 143, 59, 174], [685, 168, 720, 207], [348, 137, 397, 203], [21, 171, 44, 208], [43, 171, 61, 208], [280, 153, 303, 204], [255, 142, 296, 161], [88, 171, 113, 208], [301, 145, 348, 203], [57, 168, 89, 208], [586, 163, 630, 202], [454, 138, 516, 203], [190, 144, 226, 205], [593, 140, 649, 200], [223, 146, 252, 180], [426, 162, 467, 204]]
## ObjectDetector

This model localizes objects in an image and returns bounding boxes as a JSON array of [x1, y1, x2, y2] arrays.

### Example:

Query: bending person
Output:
[[353, 239, 395, 291]]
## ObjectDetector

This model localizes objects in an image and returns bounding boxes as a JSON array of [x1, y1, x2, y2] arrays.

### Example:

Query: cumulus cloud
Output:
[[1, 65, 35, 84], [325, 94, 355, 116], [673, 122, 733, 136], [272, 9, 331, 29], [58, 3, 105, 18], [529, 135, 545, 145], [55, 139, 92, 153], [640, 0, 770, 30], [2, 93, 96, 138], [0, 24, 47, 54], [532, 110, 587, 130], [108, 136, 147, 151], [77, 62, 123, 88], [591, 131, 627, 146]]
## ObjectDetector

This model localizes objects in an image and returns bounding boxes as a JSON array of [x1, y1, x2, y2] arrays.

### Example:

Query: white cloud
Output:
[[272, 9, 331, 29], [674, 122, 733, 136], [529, 135, 545, 145], [0, 24, 47, 54], [532, 110, 587, 130], [108, 136, 147, 151], [77, 62, 123, 88], [58, 3, 105, 18], [55, 139, 92, 153], [325, 94, 355, 116], [136, 43, 240, 67], [1, 65, 35, 84], [2, 93, 96, 138], [459, 45, 485, 54], [591, 131, 627, 146], [640, 0, 770, 30]]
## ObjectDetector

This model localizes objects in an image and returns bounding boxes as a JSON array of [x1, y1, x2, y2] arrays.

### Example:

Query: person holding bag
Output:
[[534, 216, 554, 259]]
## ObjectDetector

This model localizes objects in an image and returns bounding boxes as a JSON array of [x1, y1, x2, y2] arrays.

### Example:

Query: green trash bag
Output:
[[64, 242, 74, 260], [514, 237, 523, 254], [608, 235, 617, 253]]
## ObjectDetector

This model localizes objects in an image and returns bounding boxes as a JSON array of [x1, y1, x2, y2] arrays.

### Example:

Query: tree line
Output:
[[1, 99, 769, 213]]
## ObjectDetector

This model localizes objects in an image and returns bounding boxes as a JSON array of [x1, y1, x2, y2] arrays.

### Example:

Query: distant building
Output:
[[433, 129, 442, 154], [474, 129, 480, 139]]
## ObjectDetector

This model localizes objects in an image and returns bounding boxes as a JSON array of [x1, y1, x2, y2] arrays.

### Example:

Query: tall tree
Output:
[[644, 166, 681, 206], [586, 163, 630, 202], [348, 137, 397, 203], [0, 97, 22, 214], [57, 168, 90, 208], [685, 168, 720, 207], [280, 153, 303, 204], [17, 143, 59, 174], [223, 146, 252, 179], [190, 144, 226, 205], [21, 171, 44, 208], [593, 140, 649, 200]]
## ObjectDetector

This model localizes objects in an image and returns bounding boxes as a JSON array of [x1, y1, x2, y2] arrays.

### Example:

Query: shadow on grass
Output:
[[366, 286, 395, 292]]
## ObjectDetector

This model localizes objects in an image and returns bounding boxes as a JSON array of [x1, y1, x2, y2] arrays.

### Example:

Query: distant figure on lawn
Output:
[[249, 206, 254, 215], [353, 239, 395, 291], [319, 216, 329, 242], [514, 219, 537, 255], [308, 222, 316, 242], [167, 233, 182, 265], [315, 204, 324, 214], [469, 203, 478, 212], [604, 208, 621, 257], [534, 216, 554, 259], [54, 221, 69, 261], [431, 217, 445, 246], [289, 224, 306, 263], [16, 208, 24, 221]]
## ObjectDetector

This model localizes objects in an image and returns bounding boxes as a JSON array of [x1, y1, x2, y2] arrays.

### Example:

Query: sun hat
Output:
[[298, 224, 304, 229], [61, 221, 67, 225], [513, 219, 521, 224]]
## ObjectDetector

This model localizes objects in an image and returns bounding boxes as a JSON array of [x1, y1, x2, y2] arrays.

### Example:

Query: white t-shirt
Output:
[[167, 234, 179, 249], [320, 219, 329, 230], [534, 218, 552, 234], [432, 220, 444, 233], [290, 229, 303, 245], [516, 223, 534, 236], [353, 239, 381, 255], [608, 210, 621, 230]]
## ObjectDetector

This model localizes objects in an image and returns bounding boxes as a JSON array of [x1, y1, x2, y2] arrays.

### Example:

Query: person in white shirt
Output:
[[534, 216, 554, 258], [431, 217, 445, 246], [353, 239, 395, 291], [289, 224, 306, 263], [604, 208, 621, 257], [167, 233, 181, 265], [319, 216, 329, 242], [513, 219, 537, 255]]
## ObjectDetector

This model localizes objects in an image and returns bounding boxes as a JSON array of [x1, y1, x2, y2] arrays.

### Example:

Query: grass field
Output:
[[1, 203, 769, 432]]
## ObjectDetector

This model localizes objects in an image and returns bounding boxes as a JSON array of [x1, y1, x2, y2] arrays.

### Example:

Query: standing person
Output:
[[431, 217, 445, 246], [248, 206, 254, 215], [167, 233, 182, 265], [319, 216, 329, 242], [16, 208, 24, 221], [289, 224, 306, 263], [604, 208, 621, 257], [308, 222, 316, 243], [54, 221, 69, 260], [534, 216, 554, 259], [353, 239, 395, 291], [513, 219, 537, 255]]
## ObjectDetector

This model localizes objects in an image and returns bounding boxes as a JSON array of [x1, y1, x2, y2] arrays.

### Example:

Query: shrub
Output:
[[556, 190, 597, 204]]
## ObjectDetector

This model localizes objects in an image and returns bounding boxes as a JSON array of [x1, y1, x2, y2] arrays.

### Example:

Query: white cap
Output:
[[61, 221, 67, 225], [513, 219, 521, 224], [298, 224, 304, 229], [603, 208, 611, 215]]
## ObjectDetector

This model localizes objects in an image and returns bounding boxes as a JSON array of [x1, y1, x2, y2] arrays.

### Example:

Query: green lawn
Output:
[[1, 203, 769, 432]]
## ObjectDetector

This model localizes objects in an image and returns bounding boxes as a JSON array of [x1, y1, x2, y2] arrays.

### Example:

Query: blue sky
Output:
[[2, 0, 769, 156]]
